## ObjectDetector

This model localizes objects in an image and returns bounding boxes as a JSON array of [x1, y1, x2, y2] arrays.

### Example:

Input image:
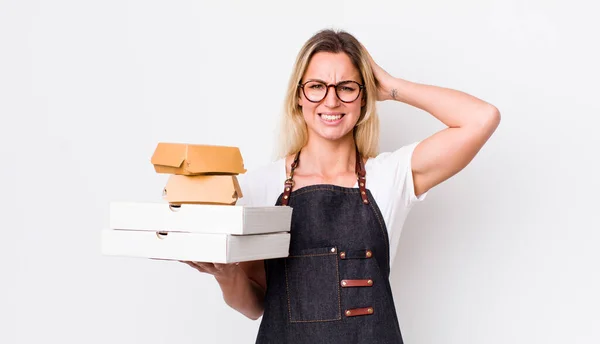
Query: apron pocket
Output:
[[285, 246, 341, 323]]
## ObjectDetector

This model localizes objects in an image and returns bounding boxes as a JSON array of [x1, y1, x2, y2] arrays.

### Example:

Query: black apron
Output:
[[255, 148, 404, 344]]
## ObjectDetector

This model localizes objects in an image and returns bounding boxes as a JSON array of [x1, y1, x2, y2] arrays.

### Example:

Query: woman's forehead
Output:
[[304, 52, 361, 81]]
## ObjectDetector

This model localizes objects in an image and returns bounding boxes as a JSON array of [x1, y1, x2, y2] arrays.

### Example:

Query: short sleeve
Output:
[[234, 159, 286, 207], [366, 141, 428, 267], [377, 141, 427, 208], [235, 172, 254, 207], [396, 142, 427, 206]]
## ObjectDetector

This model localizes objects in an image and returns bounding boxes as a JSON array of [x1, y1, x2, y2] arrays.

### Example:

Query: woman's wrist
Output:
[[386, 77, 412, 102], [214, 265, 242, 286]]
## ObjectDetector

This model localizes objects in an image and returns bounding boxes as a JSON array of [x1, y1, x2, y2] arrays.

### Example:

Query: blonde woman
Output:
[[184, 29, 500, 343]]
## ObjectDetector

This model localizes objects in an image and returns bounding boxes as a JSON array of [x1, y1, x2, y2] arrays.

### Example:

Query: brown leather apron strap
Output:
[[280, 147, 368, 206], [355, 146, 369, 205], [281, 150, 300, 206]]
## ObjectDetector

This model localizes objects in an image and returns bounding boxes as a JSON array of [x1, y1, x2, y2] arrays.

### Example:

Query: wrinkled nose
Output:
[[324, 85, 340, 108]]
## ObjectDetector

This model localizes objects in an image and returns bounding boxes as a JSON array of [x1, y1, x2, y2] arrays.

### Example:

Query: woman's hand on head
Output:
[[361, 44, 396, 101]]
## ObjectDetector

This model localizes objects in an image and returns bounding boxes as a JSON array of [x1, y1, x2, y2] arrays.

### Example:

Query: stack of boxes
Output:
[[152, 143, 246, 206], [101, 142, 292, 264]]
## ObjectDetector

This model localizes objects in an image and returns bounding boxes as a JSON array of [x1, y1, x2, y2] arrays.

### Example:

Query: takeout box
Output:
[[103, 202, 294, 263], [101, 229, 291, 264], [151, 142, 246, 175], [109, 201, 293, 235], [162, 175, 243, 205]]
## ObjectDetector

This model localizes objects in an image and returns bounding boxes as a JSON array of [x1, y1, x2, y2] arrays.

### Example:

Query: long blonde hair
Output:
[[275, 29, 380, 159]]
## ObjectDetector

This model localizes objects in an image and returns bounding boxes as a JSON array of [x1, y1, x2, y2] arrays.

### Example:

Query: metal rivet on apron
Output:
[[284, 195, 288, 199], [345, 310, 352, 316], [366, 250, 372, 258], [360, 182, 364, 187], [367, 280, 373, 285], [285, 187, 290, 191], [339, 252, 346, 259], [341, 281, 347, 287], [363, 199, 369, 204], [368, 308, 373, 314], [330, 247, 336, 253]]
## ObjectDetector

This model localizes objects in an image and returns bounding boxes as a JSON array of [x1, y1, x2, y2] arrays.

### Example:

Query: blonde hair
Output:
[[275, 29, 380, 160]]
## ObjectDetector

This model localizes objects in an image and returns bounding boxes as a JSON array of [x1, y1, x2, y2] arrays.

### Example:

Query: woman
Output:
[[183, 29, 500, 343]]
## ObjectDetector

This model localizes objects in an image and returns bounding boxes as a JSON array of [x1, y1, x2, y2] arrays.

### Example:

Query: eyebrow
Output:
[[303, 78, 362, 84]]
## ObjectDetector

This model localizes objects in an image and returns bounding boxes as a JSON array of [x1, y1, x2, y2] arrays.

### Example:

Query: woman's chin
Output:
[[311, 127, 354, 142]]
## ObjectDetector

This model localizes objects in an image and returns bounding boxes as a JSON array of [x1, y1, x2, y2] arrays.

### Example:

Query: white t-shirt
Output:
[[237, 142, 427, 268]]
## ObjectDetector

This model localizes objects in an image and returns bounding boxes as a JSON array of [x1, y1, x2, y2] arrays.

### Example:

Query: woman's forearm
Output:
[[215, 267, 265, 320], [387, 77, 500, 128]]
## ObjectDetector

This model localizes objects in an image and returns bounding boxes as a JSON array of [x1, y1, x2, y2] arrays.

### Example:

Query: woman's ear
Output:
[[297, 86, 304, 107]]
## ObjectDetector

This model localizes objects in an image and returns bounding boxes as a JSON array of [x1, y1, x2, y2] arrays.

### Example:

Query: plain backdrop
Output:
[[1, 0, 599, 343]]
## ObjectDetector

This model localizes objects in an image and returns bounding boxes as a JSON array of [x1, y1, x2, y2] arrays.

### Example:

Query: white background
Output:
[[1, 0, 599, 343]]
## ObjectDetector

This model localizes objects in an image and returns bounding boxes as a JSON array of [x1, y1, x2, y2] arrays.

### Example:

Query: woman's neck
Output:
[[298, 135, 357, 177]]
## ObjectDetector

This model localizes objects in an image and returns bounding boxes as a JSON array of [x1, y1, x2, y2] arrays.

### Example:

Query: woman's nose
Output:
[[323, 85, 340, 107]]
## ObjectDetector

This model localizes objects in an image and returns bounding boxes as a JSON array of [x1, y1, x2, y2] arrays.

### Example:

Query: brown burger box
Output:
[[150, 142, 246, 175], [151, 142, 245, 205], [162, 174, 243, 206]]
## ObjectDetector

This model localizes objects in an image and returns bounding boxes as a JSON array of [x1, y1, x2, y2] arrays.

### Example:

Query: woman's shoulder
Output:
[[366, 141, 420, 172], [237, 158, 287, 207], [242, 158, 286, 184], [364, 141, 426, 206]]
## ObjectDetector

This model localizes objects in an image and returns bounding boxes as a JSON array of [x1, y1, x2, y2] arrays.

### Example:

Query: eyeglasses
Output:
[[298, 80, 364, 103]]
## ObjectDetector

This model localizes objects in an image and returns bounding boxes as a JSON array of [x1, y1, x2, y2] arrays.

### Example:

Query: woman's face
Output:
[[298, 52, 365, 143]]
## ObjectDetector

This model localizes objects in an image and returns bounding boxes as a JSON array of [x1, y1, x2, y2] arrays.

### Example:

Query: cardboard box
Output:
[[162, 175, 243, 205], [101, 229, 291, 263], [109, 201, 293, 235], [151, 142, 246, 175]]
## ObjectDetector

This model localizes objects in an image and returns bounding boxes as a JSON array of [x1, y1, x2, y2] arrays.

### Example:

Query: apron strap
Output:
[[355, 146, 369, 205], [280, 150, 300, 206], [280, 147, 368, 206]]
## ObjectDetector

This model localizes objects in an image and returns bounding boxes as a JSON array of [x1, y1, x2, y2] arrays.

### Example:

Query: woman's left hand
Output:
[[362, 45, 396, 101]]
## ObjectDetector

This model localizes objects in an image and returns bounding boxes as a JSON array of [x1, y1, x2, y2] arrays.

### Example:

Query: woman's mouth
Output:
[[319, 113, 345, 123]]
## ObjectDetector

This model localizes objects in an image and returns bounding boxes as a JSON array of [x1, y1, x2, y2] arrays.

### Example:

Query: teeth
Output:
[[321, 114, 342, 121]]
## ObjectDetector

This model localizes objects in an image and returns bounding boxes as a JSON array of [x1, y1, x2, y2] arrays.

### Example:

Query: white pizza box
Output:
[[109, 201, 292, 235], [101, 229, 290, 263]]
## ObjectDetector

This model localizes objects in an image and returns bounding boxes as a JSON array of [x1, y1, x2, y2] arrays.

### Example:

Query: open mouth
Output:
[[319, 113, 345, 122]]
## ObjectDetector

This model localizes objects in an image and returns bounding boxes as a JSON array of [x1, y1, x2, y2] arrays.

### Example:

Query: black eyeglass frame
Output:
[[298, 80, 365, 103]]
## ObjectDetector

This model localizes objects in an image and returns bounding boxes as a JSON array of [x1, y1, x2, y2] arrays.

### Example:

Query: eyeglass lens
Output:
[[302, 81, 361, 102]]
